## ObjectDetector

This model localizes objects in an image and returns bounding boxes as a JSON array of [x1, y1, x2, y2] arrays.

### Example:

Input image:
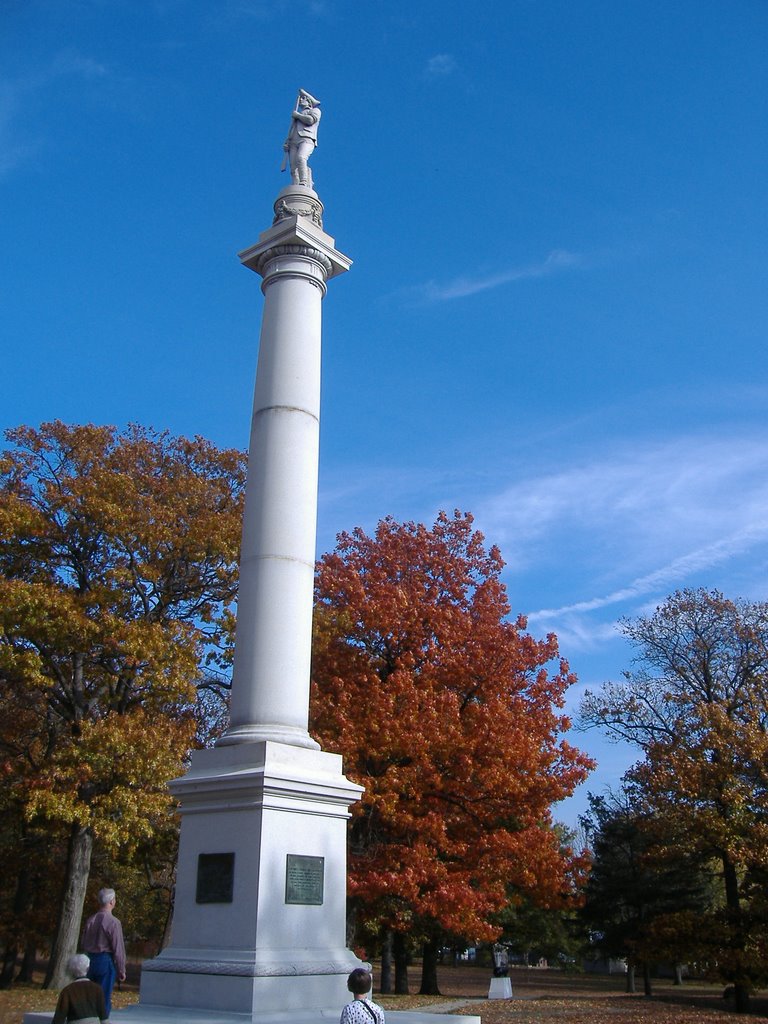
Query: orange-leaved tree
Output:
[[310, 511, 593, 994], [0, 422, 245, 987]]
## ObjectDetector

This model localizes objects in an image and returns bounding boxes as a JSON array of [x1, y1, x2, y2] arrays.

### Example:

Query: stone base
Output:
[[119, 1008, 481, 1024], [488, 975, 513, 999], [26, 1007, 482, 1024], [140, 741, 364, 1016], [138, 947, 361, 1015]]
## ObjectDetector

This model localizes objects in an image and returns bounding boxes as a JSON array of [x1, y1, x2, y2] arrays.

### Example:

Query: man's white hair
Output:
[[68, 953, 90, 978], [98, 887, 116, 907]]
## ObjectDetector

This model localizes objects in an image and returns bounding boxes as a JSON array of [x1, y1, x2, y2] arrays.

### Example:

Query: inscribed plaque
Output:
[[196, 852, 235, 904], [285, 854, 324, 905]]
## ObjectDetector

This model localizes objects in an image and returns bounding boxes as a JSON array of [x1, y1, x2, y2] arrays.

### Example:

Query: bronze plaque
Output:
[[285, 854, 324, 905], [196, 852, 235, 904]]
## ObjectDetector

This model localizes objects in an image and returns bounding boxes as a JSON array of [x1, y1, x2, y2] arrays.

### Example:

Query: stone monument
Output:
[[25, 93, 480, 1024], [18, 92, 355, 1024], [488, 944, 513, 1000], [129, 90, 361, 1023]]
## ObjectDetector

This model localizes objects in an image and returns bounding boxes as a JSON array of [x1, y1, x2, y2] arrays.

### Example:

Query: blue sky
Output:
[[3, 0, 768, 827]]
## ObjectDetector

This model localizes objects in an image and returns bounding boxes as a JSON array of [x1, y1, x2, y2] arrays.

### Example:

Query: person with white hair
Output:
[[81, 888, 126, 1017], [52, 953, 108, 1023]]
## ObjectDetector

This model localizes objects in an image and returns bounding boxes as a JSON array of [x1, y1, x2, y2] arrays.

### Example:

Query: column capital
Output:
[[238, 199, 351, 282]]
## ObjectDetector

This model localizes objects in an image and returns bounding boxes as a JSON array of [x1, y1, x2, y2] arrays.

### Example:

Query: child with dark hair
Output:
[[340, 968, 385, 1024]]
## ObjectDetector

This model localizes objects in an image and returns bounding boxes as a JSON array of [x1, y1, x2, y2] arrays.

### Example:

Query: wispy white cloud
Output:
[[425, 53, 457, 78], [227, 0, 328, 18], [474, 433, 768, 649], [530, 523, 768, 623], [0, 51, 109, 178], [0, 81, 33, 176], [539, 616, 622, 656], [318, 462, 466, 552], [409, 249, 584, 303], [478, 435, 768, 564], [50, 53, 108, 79], [319, 425, 768, 655]]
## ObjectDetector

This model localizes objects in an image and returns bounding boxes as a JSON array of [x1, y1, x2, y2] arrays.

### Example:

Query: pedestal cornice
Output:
[[238, 212, 352, 283], [168, 740, 364, 818]]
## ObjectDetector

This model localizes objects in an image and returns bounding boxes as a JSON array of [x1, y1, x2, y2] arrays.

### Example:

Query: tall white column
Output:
[[131, 187, 365, 1022], [220, 187, 351, 748]]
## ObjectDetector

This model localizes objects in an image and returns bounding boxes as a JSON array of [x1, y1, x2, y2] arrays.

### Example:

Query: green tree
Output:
[[0, 421, 245, 987], [579, 787, 710, 995], [499, 826, 587, 967], [311, 511, 593, 994], [580, 589, 768, 1012]]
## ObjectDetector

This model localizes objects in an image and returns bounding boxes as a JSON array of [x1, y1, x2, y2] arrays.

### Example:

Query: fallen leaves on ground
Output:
[[0, 986, 138, 1024], [381, 992, 768, 1024], [2, 975, 766, 1024], [462, 996, 768, 1024]]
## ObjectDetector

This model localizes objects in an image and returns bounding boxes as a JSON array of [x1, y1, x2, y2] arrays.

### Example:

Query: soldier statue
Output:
[[282, 89, 321, 189]]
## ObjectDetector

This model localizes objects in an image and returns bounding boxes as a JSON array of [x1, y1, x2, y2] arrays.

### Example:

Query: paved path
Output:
[[416, 1001, 483, 1013]]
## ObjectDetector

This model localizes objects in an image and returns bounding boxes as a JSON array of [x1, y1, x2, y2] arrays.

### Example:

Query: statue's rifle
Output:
[[280, 90, 303, 172]]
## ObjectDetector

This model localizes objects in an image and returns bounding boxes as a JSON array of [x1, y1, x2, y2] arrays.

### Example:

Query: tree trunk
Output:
[[43, 824, 93, 989], [0, 828, 35, 988], [0, 943, 18, 988], [393, 931, 409, 995], [17, 944, 36, 983], [419, 936, 441, 996], [159, 885, 175, 953], [380, 930, 393, 994], [625, 964, 636, 993], [346, 898, 358, 952], [642, 962, 652, 997], [734, 983, 750, 1014], [722, 855, 750, 1013]]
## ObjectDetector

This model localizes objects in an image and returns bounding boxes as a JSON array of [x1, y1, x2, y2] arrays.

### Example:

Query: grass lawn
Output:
[[2, 964, 767, 1024]]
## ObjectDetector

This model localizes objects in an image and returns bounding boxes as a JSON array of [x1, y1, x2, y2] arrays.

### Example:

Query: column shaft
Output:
[[223, 248, 327, 747]]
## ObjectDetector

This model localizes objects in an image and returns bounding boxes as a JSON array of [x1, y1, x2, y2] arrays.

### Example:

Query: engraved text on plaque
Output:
[[285, 854, 324, 905]]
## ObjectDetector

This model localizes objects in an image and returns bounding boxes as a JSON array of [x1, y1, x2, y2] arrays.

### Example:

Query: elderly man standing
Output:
[[81, 887, 126, 1017]]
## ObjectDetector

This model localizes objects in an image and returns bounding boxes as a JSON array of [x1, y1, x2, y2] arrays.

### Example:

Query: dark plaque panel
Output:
[[196, 852, 235, 904], [285, 854, 324, 905]]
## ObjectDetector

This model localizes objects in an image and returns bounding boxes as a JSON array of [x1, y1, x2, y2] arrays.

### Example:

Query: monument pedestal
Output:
[[134, 741, 363, 1016], [114, 1009, 481, 1024], [488, 976, 513, 999], [26, 1010, 481, 1024], [23, 740, 481, 1023]]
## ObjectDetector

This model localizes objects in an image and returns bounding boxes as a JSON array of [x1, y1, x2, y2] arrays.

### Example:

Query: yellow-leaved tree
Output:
[[580, 589, 768, 1014], [0, 422, 245, 987]]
